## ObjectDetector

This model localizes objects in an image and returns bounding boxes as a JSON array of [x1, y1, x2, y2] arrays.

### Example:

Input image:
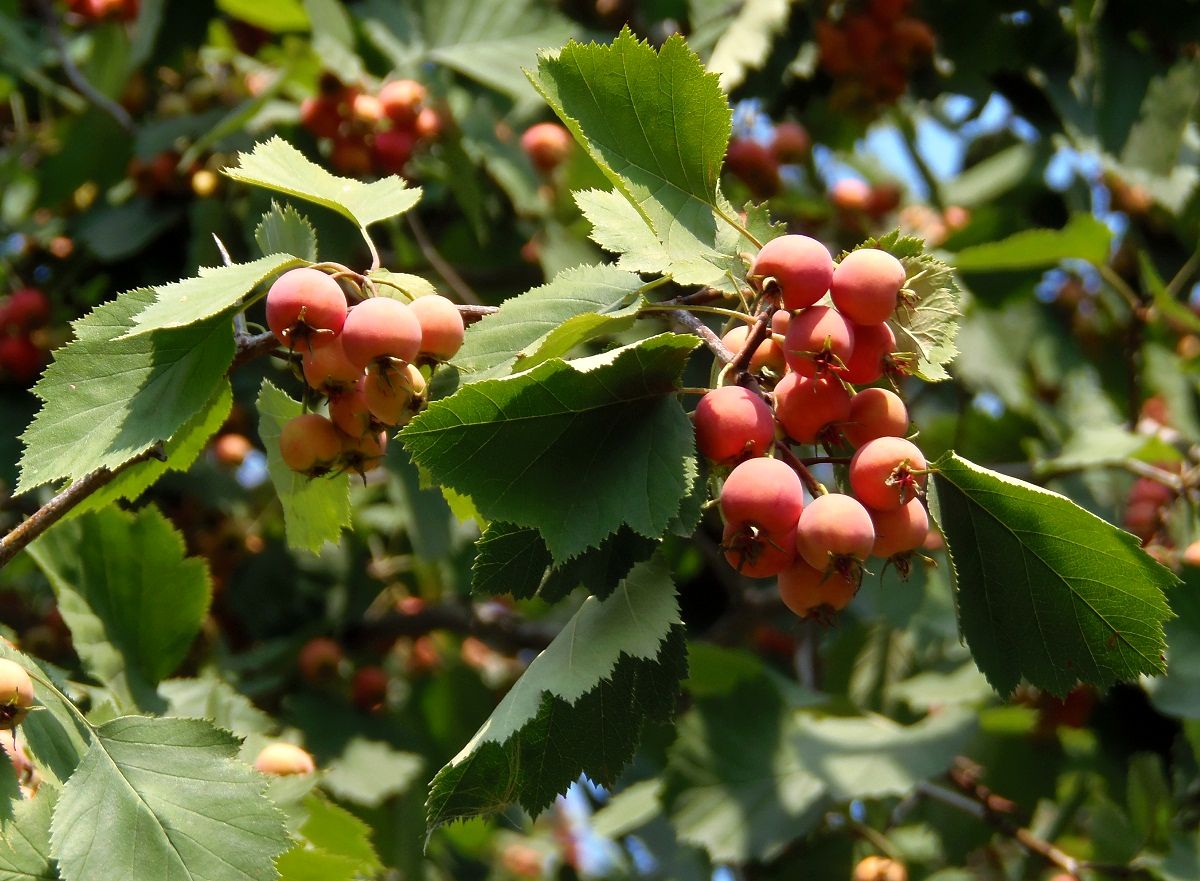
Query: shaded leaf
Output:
[[256, 201, 318, 262], [540, 526, 660, 602], [471, 522, 551, 599], [950, 214, 1112, 272], [0, 791, 56, 881]]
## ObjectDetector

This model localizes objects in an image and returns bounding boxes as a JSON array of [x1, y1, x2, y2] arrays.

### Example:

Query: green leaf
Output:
[[1121, 58, 1200, 175], [591, 778, 664, 839], [277, 794, 381, 881], [322, 739, 423, 809], [367, 269, 437, 301], [69, 383, 233, 518], [471, 522, 552, 599], [453, 264, 649, 384], [225, 137, 421, 232], [528, 30, 739, 287], [1146, 573, 1200, 719], [928, 452, 1176, 697], [0, 791, 56, 881], [302, 0, 365, 83], [257, 380, 352, 553], [27, 506, 211, 712], [540, 526, 660, 602], [426, 558, 686, 829], [126, 253, 305, 337], [0, 645, 90, 788], [403, 334, 700, 562], [941, 143, 1036, 207], [950, 214, 1113, 272], [690, 0, 790, 91], [862, 232, 961, 382], [50, 717, 290, 881], [16, 290, 235, 495], [256, 201, 319, 262], [160, 676, 276, 739], [215, 0, 308, 31]]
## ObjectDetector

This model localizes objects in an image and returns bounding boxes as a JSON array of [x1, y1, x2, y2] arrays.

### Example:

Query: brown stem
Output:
[[0, 446, 164, 568], [727, 304, 772, 378], [775, 441, 827, 497], [669, 309, 738, 363]]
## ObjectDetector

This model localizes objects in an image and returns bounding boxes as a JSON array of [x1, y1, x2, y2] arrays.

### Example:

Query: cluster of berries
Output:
[[724, 121, 810, 200], [300, 78, 441, 177], [264, 267, 465, 478], [816, 0, 935, 111], [66, 0, 138, 22], [694, 234, 932, 619], [0, 288, 51, 387], [297, 636, 390, 713]]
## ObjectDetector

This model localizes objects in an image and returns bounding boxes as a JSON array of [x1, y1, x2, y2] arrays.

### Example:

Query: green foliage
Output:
[[950, 214, 1113, 272], [427, 558, 685, 829], [930, 453, 1176, 697], [50, 717, 291, 881], [276, 795, 382, 881], [257, 380, 352, 552], [0, 791, 56, 881], [27, 505, 212, 711], [256, 202, 319, 262], [16, 291, 235, 494], [405, 334, 699, 562]]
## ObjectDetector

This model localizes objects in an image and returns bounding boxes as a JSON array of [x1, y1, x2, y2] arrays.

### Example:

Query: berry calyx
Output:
[[840, 321, 896, 384], [254, 742, 315, 776], [521, 122, 573, 173], [844, 387, 909, 447], [720, 457, 805, 535], [340, 429, 388, 476], [278, 414, 343, 477], [778, 560, 858, 619], [832, 248, 907, 325], [722, 522, 797, 578], [408, 294, 465, 360], [0, 660, 34, 729], [849, 436, 928, 510], [301, 335, 362, 396], [750, 235, 834, 310], [340, 296, 423, 370], [795, 493, 875, 576], [265, 268, 348, 351], [693, 385, 775, 465], [721, 325, 786, 374], [783, 305, 855, 377], [773, 373, 852, 445], [297, 636, 343, 683], [871, 498, 929, 559]]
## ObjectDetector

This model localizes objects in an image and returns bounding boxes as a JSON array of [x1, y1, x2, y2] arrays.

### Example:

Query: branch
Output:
[[669, 309, 737, 363], [726, 304, 772, 377], [36, 0, 135, 134], [351, 601, 558, 653], [406, 213, 481, 305], [0, 446, 164, 568]]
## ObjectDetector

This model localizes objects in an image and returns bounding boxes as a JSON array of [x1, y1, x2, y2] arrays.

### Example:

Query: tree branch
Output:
[[36, 0, 135, 134], [669, 309, 737, 363], [351, 601, 558, 653], [0, 446, 164, 568]]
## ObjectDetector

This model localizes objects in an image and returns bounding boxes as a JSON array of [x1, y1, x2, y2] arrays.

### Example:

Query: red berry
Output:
[[278, 413, 343, 476], [772, 372, 852, 445], [297, 636, 343, 682], [871, 498, 929, 558], [373, 129, 416, 174], [0, 660, 34, 729], [414, 107, 442, 140], [841, 321, 896, 384], [212, 433, 253, 467], [255, 742, 315, 776], [351, 93, 383, 125], [832, 248, 907, 325], [521, 122, 573, 173], [2, 289, 50, 331], [408, 295, 465, 360], [379, 80, 426, 123], [844, 387, 908, 447], [721, 325, 786, 374], [351, 666, 389, 712], [830, 178, 872, 213], [849, 436, 928, 511], [0, 337, 45, 386], [364, 362, 425, 427], [301, 335, 362, 396], [330, 137, 373, 176], [328, 379, 375, 438], [265, 268, 347, 351], [693, 385, 775, 465], [750, 235, 834, 310], [770, 122, 810, 164], [783, 305, 855, 377], [778, 560, 857, 617], [796, 493, 875, 572], [340, 297, 423, 369], [722, 521, 797, 578], [771, 309, 791, 335], [720, 457, 805, 534], [725, 138, 781, 199]]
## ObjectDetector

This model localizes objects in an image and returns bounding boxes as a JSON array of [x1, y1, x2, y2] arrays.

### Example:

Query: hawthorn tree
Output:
[[0, 2, 1198, 881]]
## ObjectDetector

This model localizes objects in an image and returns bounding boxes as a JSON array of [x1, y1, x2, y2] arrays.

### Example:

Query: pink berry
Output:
[[379, 80, 426, 123], [849, 436, 928, 511], [795, 493, 875, 572], [340, 297, 423, 370], [693, 385, 775, 465], [720, 458, 805, 535], [844, 387, 909, 447], [364, 362, 425, 427], [841, 321, 896, 384], [521, 123, 572, 173], [328, 378, 375, 438], [778, 560, 857, 617], [373, 129, 416, 174], [750, 235, 834, 311], [772, 373, 852, 445], [722, 325, 786, 374], [783, 305, 855, 377], [301, 335, 361, 396], [278, 413, 343, 476], [408, 295, 465, 360], [871, 498, 929, 558], [831, 248, 906, 325], [266, 268, 347, 351]]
